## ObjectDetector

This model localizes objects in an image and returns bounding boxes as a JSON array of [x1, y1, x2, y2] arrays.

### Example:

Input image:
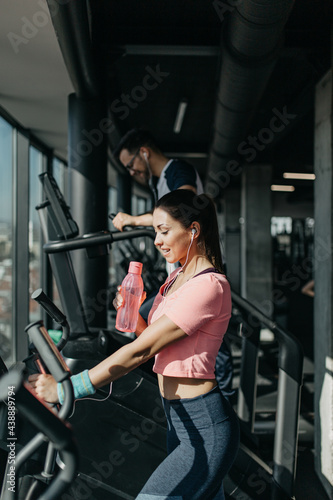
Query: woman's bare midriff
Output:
[[158, 374, 218, 400]]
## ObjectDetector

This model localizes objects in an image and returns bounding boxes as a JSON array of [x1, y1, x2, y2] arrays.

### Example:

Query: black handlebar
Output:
[[32, 288, 67, 326], [25, 293, 75, 414], [3, 296, 76, 500], [0, 371, 72, 447], [0, 371, 78, 500], [25, 320, 71, 383], [31, 289, 70, 351], [43, 228, 155, 254]]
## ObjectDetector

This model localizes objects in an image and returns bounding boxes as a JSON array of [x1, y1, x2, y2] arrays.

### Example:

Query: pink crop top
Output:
[[148, 269, 232, 379]]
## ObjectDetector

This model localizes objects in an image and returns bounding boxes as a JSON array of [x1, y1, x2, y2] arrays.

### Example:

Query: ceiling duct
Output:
[[206, 0, 295, 195], [46, 0, 100, 100]]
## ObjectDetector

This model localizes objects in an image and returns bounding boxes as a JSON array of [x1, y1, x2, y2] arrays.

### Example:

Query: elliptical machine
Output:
[[0, 289, 78, 500]]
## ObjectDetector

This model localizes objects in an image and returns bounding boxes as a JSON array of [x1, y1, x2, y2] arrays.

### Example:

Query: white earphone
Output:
[[143, 152, 148, 159], [191, 228, 197, 235]]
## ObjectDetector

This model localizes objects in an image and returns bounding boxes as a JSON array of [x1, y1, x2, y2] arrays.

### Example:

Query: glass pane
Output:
[[53, 157, 69, 201], [0, 117, 13, 363], [29, 146, 43, 322]]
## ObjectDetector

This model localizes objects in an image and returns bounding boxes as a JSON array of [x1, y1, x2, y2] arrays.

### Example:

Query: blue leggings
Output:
[[136, 386, 240, 500]]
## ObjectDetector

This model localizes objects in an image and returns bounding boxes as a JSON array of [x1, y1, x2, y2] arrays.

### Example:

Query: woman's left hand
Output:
[[28, 373, 59, 403], [113, 286, 147, 310], [113, 286, 124, 310]]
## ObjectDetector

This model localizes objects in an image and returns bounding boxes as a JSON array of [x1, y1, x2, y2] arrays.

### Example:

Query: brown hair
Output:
[[114, 128, 161, 157], [155, 190, 225, 273]]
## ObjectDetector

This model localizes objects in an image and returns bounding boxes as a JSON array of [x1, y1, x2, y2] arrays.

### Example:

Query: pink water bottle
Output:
[[116, 261, 144, 332]]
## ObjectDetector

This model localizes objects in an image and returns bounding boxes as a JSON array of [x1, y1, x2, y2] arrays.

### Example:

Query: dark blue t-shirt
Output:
[[156, 159, 204, 199]]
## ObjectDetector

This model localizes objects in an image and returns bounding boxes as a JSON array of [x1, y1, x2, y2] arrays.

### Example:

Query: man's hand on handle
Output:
[[112, 212, 135, 231]]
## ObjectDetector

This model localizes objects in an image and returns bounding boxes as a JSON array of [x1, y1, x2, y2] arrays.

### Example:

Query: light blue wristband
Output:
[[57, 369, 96, 404]]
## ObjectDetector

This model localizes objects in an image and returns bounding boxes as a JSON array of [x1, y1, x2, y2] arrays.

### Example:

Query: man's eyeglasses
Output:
[[125, 148, 141, 171]]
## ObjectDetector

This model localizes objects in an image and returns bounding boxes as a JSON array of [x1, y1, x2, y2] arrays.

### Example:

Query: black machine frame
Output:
[[29, 172, 304, 499]]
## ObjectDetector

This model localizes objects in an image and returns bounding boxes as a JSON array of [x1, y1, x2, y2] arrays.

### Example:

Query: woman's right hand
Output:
[[28, 373, 59, 404]]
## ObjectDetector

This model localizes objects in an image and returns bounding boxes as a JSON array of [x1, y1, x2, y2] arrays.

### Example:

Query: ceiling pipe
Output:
[[46, 0, 100, 100], [205, 0, 295, 195]]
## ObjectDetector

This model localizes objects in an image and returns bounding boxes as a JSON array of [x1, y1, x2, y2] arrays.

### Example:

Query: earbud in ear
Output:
[[144, 152, 148, 159], [191, 228, 197, 235]]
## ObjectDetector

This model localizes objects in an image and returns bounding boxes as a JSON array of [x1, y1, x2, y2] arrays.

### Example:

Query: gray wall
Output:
[[314, 69, 333, 498]]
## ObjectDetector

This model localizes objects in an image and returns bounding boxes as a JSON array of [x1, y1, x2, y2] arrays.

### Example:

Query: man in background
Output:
[[112, 128, 204, 230]]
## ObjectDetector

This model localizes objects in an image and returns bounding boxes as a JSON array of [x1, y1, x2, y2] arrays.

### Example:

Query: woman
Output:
[[29, 190, 240, 500]]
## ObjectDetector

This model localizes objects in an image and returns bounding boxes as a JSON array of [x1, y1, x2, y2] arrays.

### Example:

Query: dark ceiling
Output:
[[84, 0, 332, 203], [1, 1, 330, 208]]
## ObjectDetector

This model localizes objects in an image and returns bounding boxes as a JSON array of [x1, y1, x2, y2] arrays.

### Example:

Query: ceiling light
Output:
[[173, 99, 188, 133], [283, 172, 316, 180], [271, 185, 295, 192]]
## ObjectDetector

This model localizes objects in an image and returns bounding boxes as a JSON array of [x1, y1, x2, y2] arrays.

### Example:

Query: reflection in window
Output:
[[29, 146, 44, 322], [0, 117, 13, 362]]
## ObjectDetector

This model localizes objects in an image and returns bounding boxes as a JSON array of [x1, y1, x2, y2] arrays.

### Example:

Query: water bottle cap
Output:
[[128, 261, 143, 275]]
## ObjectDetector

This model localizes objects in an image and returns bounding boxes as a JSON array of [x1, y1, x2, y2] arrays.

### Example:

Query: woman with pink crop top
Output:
[[29, 189, 240, 499]]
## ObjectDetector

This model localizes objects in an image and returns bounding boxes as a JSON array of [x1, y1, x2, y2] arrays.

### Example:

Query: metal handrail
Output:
[[231, 290, 304, 499], [232, 291, 303, 383]]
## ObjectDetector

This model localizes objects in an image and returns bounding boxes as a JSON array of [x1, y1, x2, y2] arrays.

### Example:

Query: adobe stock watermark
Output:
[[212, 0, 243, 22], [237, 107, 297, 162], [7, 5, 169, 161], [245, 439, 306, 498], [205, 106, 297, 199], [72, 288, 110, 327], [61, 397, 166, 499], [110, 65, 170, 120], [249, 233, 330, 328], [67, 64, 169, 168], [7, 0, 71, 54], [235, 233, 329, 342]]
